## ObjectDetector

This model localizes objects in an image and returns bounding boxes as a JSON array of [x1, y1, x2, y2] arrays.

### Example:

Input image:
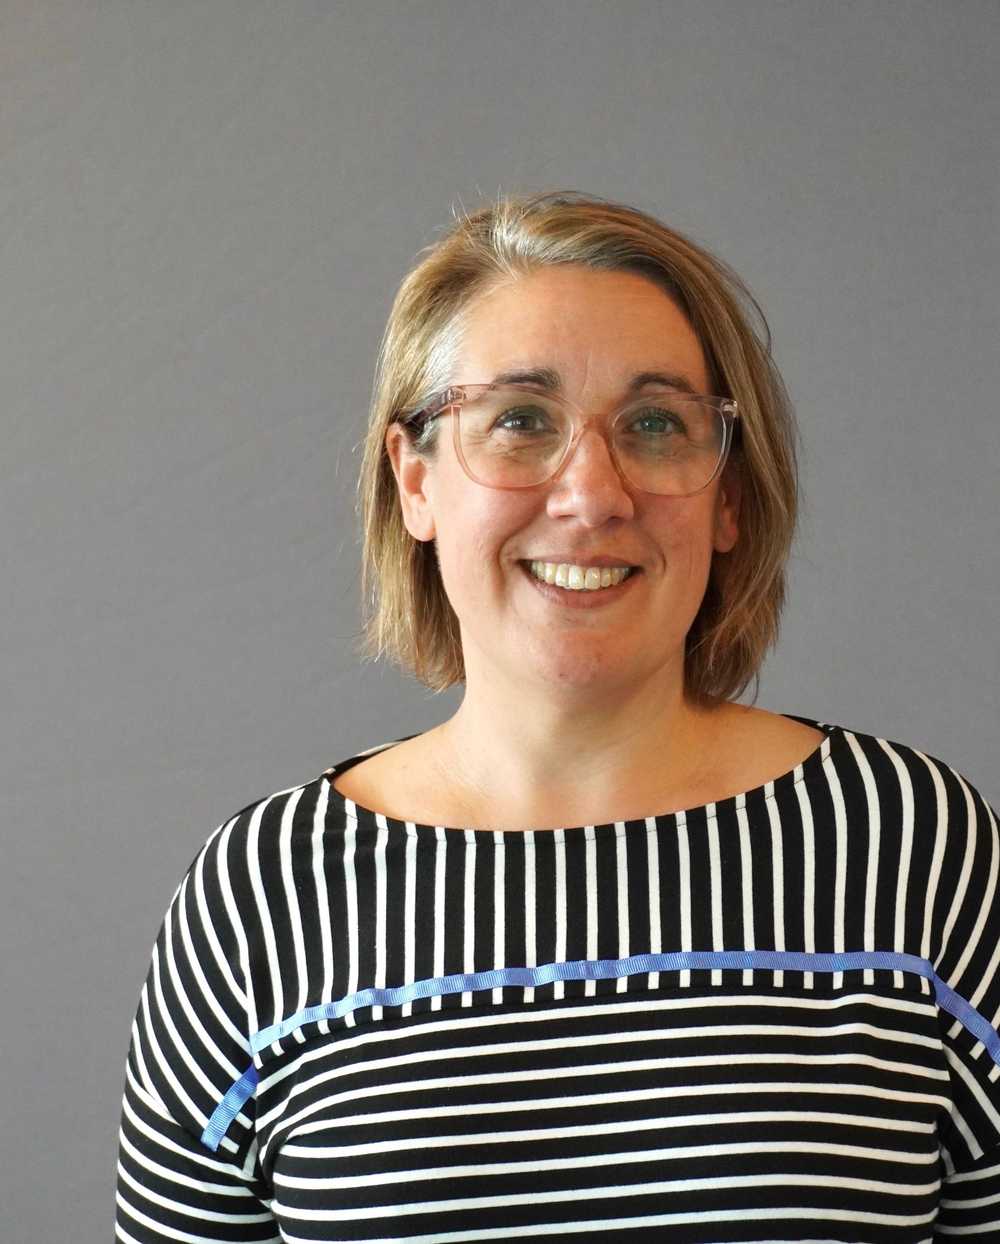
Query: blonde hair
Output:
[[354, 189, 801, 706]]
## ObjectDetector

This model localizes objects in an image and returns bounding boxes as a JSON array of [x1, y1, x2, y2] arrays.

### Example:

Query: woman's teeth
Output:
[[528, 561, 634, 591]]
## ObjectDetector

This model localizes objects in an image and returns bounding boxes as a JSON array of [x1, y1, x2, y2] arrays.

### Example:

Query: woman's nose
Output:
[[545, 424, 636, 517]]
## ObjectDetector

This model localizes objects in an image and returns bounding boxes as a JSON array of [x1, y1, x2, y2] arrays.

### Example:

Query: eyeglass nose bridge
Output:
[[548, 409, 631, 488]]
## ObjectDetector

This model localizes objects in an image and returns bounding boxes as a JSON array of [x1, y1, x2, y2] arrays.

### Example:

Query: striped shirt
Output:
[[115, 714, 1000, 1242]]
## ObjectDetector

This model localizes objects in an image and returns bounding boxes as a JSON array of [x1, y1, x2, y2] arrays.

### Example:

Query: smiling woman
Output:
[[361, 194, 794, 711], [115, 191, 1000, 1242], [373, 260, 769, 826]]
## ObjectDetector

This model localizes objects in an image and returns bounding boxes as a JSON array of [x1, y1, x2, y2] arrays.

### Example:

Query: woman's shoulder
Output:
[[172, 771, 334, 906], [827, 714, 988, 788], [719, 708, 996, 838], [800, 713, 997, 847]]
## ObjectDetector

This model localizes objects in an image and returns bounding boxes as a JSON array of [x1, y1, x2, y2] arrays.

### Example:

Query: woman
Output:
[[116, 191, 1000, 1242]]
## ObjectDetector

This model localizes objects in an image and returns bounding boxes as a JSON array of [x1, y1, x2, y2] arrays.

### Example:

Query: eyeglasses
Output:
[[402, 383, 740, 497]]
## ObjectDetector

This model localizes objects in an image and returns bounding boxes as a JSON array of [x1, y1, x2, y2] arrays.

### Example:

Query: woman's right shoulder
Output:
[[176, 770, 336, 898], [239, 766, 339, 832]]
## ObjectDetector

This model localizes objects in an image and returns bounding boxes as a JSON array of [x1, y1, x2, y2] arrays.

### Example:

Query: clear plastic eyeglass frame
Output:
[[402, 383, 741, 498]]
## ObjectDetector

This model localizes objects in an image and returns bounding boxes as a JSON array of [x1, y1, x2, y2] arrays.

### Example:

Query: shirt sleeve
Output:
[[936, 1147, 1000, 1236], [115, 815, 280, 1243], [931, 766, 1000, 1238]]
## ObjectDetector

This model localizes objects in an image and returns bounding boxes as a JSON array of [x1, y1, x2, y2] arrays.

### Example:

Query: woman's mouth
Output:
[[519, 560, 642, 608]]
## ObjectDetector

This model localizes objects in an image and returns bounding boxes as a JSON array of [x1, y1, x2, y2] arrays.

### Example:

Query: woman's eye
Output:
[[495, 407, 548, 431], [631, 407, 681, 433]]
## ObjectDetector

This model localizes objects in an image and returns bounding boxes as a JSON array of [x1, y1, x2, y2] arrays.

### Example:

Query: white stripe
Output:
[[116, 1221, 279, 1244], [882, 739, 916, 990], [553, 831, 566, 1000], [584, 825, 597, 997], [281, 1106, 935, 1159], [274, 1203, 935, 1244], [273, 1172, 941, 1224], [273, 1139, 939, 1191], [342, 809, 359, 1030], [127, 1020, 156, 1103], [432, 826, 446, 1010], [278, 788, 309, 1042], [461, 830, 475, 1006], [311, 782, 335, 1035], [917, 752, 948, 963], [212, 819, 255, 1032], [492, 831, 505, 1003], [645, 817, 661, 989], [246, 798, 285, 1054], [277, 1075, 950, 1150], [797, 771, 816, 988], [116, 1158, 270, 1222], [181, 846, 247, 1047], [115, 1191, 273, 1241], [945, 1156, 1000, 1185], [935, 1226, 1000, 1237], [951, 796, 1000, 1016], [241, 1135, 263, 1181], [677, 812, 691, 985], [938, 773, 983, 987], [940, 1185, 1000, 1209], [828, 758, 848, 989], [736, 795, 754, 985], [371, 818, 388, 1021], [402, 816, 418, 1017], [616, 822, 629, 992], [766, 788, 784, 986], [856, 732, 881, 986], [523, 831, 536, 1002], [707, 808, 723, 985]]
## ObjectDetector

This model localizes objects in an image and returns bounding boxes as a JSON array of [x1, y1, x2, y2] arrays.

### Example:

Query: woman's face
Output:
[[386, 264, 741, 701]]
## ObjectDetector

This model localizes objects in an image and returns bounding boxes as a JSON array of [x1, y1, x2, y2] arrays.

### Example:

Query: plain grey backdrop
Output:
[[3, 1, 998, 1239]]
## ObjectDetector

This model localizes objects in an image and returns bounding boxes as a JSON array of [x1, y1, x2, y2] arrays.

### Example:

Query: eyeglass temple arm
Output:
[[402, 387, 462, 428]]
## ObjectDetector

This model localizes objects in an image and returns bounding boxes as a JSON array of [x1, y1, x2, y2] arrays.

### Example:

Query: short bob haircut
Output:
[[355, 189, 801, 708]]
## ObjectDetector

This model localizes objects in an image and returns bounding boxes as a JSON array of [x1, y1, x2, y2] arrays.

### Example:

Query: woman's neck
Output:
[[419, 688, 730, 830]]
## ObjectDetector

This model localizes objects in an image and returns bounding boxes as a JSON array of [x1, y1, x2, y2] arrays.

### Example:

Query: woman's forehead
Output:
[[454, 266, 709, 390]]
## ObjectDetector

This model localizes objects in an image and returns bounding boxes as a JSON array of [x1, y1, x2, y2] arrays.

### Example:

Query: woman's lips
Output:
[[519, 561, 642, 608]]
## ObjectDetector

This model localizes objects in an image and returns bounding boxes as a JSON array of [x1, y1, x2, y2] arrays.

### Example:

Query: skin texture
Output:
[[383, 264, 746, 829]]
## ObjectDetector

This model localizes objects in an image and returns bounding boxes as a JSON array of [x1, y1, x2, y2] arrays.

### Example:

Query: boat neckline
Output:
[[319, 714, 843, 837]]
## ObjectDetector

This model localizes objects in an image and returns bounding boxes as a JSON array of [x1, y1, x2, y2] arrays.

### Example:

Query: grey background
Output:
[[2, 1, 998, 1239]]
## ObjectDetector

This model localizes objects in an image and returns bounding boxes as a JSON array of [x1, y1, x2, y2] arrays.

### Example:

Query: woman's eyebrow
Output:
[[488, 367, 698, 396]]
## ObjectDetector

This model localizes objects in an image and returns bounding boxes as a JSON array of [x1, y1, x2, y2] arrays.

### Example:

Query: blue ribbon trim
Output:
[[200, 949, 1000, 1152], [200, 1063, 258, 1152]]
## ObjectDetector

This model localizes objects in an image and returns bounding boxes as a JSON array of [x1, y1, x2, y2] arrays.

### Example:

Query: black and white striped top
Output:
[[115, 714, 1000, 1242]]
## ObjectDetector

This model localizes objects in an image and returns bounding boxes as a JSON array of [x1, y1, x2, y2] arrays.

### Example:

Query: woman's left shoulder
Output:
[[797, 710, 997, 833]]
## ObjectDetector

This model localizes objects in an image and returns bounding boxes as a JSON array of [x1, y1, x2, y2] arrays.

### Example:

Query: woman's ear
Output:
[[385, 424, 437, 543], [712, 458, 741, 554]]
